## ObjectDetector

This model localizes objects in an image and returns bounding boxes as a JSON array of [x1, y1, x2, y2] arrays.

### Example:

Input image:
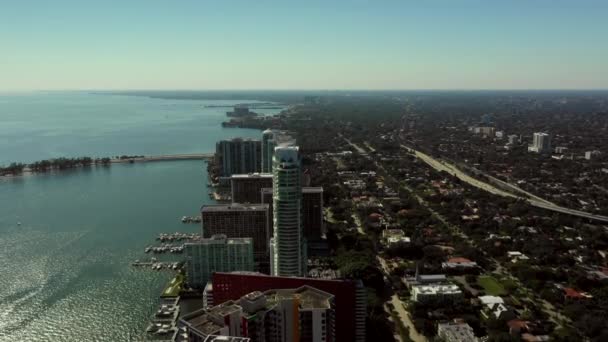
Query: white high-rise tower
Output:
[[261, 129, 275, 173], [269, 145, 306, 276], [261, 129, 296, 173], [528, 132, 551, 153]]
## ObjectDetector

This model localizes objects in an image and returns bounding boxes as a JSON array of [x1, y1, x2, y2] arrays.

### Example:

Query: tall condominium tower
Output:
[[270, 145, 306, 277], [528, 132, 552, 153], [261, 129, 296, 173], [201, 203, 270, 272], [261, 129, 275, 173], [216, 138, 262, 176], [230, 173, 273, 204], [261, 187, 324, 242], [184, 235, 254, 288]]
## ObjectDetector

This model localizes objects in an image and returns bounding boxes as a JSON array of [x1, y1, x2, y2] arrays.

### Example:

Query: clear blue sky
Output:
[[1, 0, 607, 90]]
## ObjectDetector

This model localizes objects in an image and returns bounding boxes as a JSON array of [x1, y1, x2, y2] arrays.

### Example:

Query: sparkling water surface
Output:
[[0, 92, 279, 341]]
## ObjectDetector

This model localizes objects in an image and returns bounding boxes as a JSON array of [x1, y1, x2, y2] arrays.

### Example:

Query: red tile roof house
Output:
[[442, 257, 479, 272], [563, 287, 593, 302]]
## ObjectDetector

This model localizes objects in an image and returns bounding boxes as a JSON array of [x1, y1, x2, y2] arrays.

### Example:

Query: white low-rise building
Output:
[[479, 295, 513, 320], [437, 320, 478, 342], [382, 229, 410, 246], [411, 283, 463, 305], [507, 251, 530, 263], [442, 257, 478, 270]]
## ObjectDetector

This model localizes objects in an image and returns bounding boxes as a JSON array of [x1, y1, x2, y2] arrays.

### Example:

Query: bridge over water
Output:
[[110, 153, 214, 163]]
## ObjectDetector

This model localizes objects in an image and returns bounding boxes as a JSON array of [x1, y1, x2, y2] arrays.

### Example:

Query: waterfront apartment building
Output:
[[269, 146, 306, 277], [261, 186, 324, 242], [261, 129, 295, 173], [216, 138, 262, 176], [179, 285, 335, 342], [211, 272, 366, 342], [528, 132, 552, 153], [201, 204, 270, 271], [184, 235, 254, 288], [230, 173, 273, 204]]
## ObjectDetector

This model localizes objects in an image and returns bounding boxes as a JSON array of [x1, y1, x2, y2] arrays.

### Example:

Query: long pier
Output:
[[110, 153, 214, 163]]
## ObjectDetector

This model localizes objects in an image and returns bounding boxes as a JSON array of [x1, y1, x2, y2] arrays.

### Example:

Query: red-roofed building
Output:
[[447, 257, 472, 264], [211, 272, 366, 342], [563, 287, 593, 302], [442, 257, 478, 272]]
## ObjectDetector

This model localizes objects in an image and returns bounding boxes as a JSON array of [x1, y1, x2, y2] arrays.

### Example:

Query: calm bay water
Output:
[[0, 92, 279, 341]]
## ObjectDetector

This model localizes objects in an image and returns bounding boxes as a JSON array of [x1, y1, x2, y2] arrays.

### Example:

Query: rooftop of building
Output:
[[145, 326, 178, 342], [241, 291, 265, 302], [185, 235, 252, 246], [301, 186, 323, 193], [230, 173, 273, 179], [446, 257, 473, 264], [270, 131, 296, 145], [181, 285, 332, 336], [563, 287, 593, 299], [479, 295, 504, 305], [186, 316, 224, 336], [412, 283, 461, 295], [201, 203, 269, 212], [263, 285, 334, 310], [274, 146, 299, 162], [437, 320, 477, 341], [411, 274, 447, 282], [260, 187, 323, 194], [181, 301, 242, 335], [218, 137, 260, 143], [217, 271, 360, 285], [203, 336, 251, 342], [210, 301, 242, 317]]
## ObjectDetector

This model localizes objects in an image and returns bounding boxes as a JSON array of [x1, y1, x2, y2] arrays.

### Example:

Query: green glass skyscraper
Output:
[[270, 145, 306, 277]]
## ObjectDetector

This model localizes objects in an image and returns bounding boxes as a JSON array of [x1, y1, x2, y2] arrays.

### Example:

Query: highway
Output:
[[399, 144, 608, 223]]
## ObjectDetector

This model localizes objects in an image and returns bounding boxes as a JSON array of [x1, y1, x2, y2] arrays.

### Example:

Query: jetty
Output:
[[181, 216, 201, 223], [132, 259, 182, 271], [145, 243, 185, 254], [156, 232, 200, 242]]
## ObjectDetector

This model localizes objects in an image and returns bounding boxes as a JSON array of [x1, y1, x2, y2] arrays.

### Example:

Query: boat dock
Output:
[[132, 259, 183, 271], [157, 232, 201, 242], [145, 244, 185, 254], [181, 216, 201, 223]]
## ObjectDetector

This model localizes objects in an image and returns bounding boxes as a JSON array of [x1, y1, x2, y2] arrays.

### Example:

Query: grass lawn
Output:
[[161, 273, 184, 297], [478, 275, 507, 296]]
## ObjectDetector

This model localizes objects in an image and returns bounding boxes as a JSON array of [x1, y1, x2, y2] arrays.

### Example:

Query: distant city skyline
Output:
[[1, 0, 607, 91]]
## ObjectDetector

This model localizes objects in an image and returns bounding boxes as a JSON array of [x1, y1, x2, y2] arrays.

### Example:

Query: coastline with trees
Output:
[[0, 155, 144, 178]]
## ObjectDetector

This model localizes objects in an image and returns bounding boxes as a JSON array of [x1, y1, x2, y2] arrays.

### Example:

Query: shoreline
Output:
[[0, 153, 214, 181]]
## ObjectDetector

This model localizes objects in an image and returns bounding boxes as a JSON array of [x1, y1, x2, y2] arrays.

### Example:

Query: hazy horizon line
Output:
[[2, 88, 608, 94]]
